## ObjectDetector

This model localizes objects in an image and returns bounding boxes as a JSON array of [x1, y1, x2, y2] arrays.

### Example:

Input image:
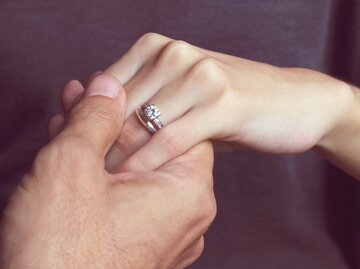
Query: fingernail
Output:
[[90, 70, 103, 79], [86, 74, 120, 99], [87, 71, 103, 85]]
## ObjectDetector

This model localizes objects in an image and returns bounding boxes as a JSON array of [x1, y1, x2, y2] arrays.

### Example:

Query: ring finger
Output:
[[105, 80, 197, 172]]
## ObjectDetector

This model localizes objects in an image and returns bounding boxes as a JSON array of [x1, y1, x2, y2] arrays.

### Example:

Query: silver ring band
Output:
[[136, 104, 164, 134], [152, 117, 164, 130]]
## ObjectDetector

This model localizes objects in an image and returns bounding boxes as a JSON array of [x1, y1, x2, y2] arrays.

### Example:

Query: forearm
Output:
[[315, 85, 360, 180]]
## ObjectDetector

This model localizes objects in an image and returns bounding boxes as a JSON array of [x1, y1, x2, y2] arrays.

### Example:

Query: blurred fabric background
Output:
[[0, 1, 359, 268]]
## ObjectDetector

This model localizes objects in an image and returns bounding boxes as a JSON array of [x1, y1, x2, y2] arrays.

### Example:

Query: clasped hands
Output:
[[1, 33, 357, 269]]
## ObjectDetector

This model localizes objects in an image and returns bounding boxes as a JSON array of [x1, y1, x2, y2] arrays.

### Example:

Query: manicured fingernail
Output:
[[86, 74, 120, 99]]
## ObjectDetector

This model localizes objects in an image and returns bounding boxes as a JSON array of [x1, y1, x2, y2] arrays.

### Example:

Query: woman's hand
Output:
[[54, 33, 355, 174], [1, 74, 216, 269], [100, 33, 354, 173]]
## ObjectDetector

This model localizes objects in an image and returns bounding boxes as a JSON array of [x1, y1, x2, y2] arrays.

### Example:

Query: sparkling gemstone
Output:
[[144, 104, 160, 120]]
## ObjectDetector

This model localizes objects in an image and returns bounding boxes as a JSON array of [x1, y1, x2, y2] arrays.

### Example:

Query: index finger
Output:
[[104, 33, 171, 86]]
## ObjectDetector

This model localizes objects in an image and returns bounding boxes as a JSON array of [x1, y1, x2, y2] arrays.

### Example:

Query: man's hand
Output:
[[0, 74, 216, 269]]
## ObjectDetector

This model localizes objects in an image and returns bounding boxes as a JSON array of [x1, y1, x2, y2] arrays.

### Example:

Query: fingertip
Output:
[[61, 74, 128, 158], [89, 70, 103, 81], [61, 80, 85, 114], [87, 73, 127, 118], [62, 80, 84, 97], [85, 70, 103, 89]]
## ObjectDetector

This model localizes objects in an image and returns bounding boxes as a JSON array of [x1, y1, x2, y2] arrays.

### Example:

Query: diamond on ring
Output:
[[136, 103, 164, 134], [143, 104, 161, 120]]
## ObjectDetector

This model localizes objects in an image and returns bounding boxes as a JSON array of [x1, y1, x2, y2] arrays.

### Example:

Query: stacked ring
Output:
[[135, 103, 164, 134]]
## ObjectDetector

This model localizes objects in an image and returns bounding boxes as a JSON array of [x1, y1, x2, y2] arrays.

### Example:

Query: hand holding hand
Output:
[[0, 74, 216, 269]]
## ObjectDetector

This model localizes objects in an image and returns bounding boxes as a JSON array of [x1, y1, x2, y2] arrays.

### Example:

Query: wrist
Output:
[[315, 81, 357, 150]]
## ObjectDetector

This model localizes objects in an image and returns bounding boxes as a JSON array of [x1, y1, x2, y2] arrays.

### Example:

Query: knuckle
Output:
[[205, 191, 217, 221], [191, 58, 221, 81], [191, 180, 217, 221], [157, 40, 192, 67], [169, 178, 216, 238], [176, 238, 204, 269], [201, 191, 217, 221], [192, 238, 205, 260], [136, 32, 164, 49], [190, 58, 227, 99]]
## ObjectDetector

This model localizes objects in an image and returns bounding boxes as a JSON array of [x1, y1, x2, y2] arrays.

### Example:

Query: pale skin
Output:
[[1, 32, 360, 269], [52, 32, 360, 179]]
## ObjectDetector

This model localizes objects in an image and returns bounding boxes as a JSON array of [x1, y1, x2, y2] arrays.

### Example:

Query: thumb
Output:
[[60, 73, 126, 157]]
